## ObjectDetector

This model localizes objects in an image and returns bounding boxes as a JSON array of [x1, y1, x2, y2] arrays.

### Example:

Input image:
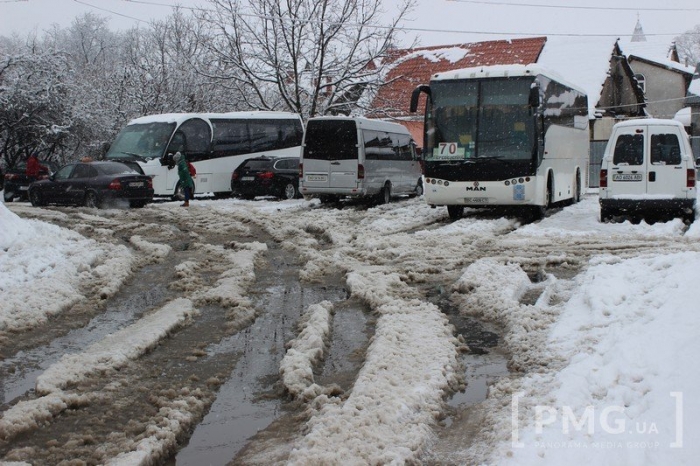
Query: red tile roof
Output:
[[369, 37, 547, 119]]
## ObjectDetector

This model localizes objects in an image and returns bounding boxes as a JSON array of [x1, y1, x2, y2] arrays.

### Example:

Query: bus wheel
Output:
[[573, 170, 582, 203], [173, 182, 194, 202], [447, 205, 464, 220], [379, 182, 391, 204]]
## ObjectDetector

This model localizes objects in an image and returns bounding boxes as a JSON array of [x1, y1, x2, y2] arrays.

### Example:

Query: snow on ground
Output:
[[2, 191, 700, 464], [0, 203, 136, 333]]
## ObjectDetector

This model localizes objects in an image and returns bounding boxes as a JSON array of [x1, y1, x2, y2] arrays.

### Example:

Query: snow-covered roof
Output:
[[536, 36, 620, 119], [619, 39, 695, 75]]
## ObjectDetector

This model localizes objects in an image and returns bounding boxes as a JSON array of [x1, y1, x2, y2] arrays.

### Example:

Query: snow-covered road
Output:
[[1, 192, 699, 465]]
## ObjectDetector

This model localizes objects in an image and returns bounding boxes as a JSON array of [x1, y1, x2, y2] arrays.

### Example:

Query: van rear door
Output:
[[303, 119, 359, 190], [609, 125, 646, 197], [646, 126, 686, 197]]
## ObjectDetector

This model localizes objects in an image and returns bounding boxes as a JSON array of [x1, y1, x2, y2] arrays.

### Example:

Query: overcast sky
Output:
[[1, 0, 700, 48]]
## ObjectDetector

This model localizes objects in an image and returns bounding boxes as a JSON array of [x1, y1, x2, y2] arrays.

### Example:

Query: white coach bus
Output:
[[410, 64, 589, 220], [106, 111, 304, 199], [299, 116, 423, 204]]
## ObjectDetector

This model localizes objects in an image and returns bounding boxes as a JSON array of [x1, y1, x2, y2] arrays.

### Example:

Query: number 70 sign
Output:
[[437, 142, 465, 159]]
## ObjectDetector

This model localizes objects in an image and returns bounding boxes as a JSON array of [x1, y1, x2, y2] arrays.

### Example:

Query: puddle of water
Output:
[[316, 299, 371, 391], [447, 351, 509, 411], [173, 275, 348, 465], [0, 264, 171, 407]]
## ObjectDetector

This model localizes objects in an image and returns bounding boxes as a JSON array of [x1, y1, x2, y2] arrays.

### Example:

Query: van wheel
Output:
[[413, 180, 424, 197], [379, 182, 391, 204], [447, 205, 464, 220], [600, 206, 613, 223]]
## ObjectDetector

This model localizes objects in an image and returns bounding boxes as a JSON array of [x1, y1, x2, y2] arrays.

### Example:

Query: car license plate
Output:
[[612, 173, 642, 181], [19, 186, 28, 191], [307, 175, 327, 182], [468, 197, 489, 203], [241, 176, 255, 181], [129, 182, 144, 187]]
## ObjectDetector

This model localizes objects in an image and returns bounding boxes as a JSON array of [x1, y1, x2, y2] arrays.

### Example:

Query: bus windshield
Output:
[[106, 122, 177, 161], [427, 77, 534, 161]]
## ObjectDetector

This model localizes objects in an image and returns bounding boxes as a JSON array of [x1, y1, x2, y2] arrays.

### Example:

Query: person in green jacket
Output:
[[173, 152, 194, 207]]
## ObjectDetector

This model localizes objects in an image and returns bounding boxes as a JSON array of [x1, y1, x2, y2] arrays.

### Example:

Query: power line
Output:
[[446, 0, 700, 12], [114, 0, 699, 38], [73, 0, 149, 24]]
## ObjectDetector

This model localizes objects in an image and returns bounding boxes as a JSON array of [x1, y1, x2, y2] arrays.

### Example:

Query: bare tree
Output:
[[199, 0, 414, 118], [675, 26, 700, 67], [0, 50, 74, 168]]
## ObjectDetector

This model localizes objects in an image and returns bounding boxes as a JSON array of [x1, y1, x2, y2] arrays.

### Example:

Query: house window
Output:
[[634, 73, 646, 94]]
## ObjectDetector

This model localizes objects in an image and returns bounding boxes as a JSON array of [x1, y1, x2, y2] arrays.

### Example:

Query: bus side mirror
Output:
[[410, 85, 431, 113], [529, 86, 541, 109]]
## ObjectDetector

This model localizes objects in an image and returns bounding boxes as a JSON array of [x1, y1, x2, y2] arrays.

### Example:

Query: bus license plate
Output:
[[468, 197, 489, 203], [307, 175, 327, 182], [612, 174, 642, 181]]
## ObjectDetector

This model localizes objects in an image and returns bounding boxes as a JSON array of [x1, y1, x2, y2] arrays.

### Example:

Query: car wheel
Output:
[[85, 191, 100, 208], [29, 188, 43, 207], [282, 182, 298, 200]]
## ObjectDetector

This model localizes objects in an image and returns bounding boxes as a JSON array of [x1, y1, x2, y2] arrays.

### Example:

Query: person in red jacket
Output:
[[25, 154, 48, 179]]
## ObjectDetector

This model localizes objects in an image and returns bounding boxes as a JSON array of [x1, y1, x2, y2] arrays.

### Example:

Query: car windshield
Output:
[[96, 163, 140, 175]]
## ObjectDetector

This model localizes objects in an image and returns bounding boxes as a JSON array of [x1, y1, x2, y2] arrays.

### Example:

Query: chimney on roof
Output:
[[631, 16, 647, 42]]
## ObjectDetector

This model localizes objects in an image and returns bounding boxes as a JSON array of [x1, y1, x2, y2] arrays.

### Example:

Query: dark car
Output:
[[231, 156, 301, 200], [28, 161, 154, 208], [4, 160, 59, 202]]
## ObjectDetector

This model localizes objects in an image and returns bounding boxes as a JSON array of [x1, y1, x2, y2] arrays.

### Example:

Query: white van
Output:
[[599, 119, 696, 223], [299, 117, 423, 203]]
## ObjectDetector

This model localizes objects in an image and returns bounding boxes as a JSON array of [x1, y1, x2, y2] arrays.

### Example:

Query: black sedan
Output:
[[231, 156, 301, 200], [28, 161, 154, 208], [4, 161, 59, 202]]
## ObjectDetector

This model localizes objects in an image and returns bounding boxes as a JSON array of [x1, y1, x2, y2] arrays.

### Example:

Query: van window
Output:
[[304, 120, 358, 160], [613, 134, 643, 165], [364, 130, 394, 160], [650, 133, 681, 165]]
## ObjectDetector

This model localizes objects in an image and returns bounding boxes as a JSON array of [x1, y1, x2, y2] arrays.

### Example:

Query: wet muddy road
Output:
[[2, 196, 696, 464]]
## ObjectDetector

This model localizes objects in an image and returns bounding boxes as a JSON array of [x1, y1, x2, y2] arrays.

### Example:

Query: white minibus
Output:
[[299, 117, 423, 203]]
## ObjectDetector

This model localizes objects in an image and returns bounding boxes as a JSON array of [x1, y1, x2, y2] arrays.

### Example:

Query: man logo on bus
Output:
[[466, 181, 486, 192]]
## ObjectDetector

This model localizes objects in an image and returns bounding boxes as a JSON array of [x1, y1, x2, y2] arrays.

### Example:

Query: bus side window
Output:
[[211, 120, 250, 156]]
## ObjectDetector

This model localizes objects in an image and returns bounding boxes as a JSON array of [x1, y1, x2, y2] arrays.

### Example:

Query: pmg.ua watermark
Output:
[[511, 392, 684, 449]]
